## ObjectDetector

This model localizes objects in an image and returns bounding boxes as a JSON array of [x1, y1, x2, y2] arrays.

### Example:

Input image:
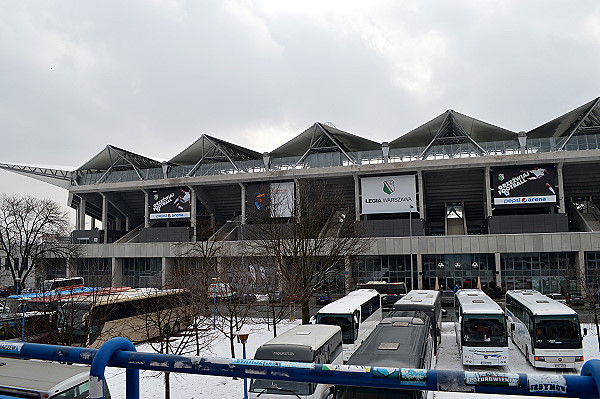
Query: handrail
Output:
[[0, 340, 599, 398]]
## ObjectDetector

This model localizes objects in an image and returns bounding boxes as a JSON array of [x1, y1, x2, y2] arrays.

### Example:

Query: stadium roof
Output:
[[77, 145, 163, 172], [270, 122, 381, 158], [169, 134, 262, 175], [527, 97, 600, 150], [390, 110, 518, 150]]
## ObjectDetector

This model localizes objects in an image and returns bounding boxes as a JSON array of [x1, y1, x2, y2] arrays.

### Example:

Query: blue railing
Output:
[[1, 339, 600, 399]]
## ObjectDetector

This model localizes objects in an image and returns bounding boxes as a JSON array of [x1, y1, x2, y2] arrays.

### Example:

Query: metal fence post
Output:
[[89, 337, 139, 399]]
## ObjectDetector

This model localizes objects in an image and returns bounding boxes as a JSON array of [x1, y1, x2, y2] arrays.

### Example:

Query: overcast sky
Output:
[[1, 1, 600, 223]]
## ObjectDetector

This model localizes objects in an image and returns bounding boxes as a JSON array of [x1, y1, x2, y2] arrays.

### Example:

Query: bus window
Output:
[[316, 315, 355, 344], [462, 316, 507, 346], [535, 316, 581, 348]]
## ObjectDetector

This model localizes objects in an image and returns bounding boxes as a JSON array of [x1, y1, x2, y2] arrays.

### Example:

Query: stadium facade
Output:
[[3, 97, 600, 294]]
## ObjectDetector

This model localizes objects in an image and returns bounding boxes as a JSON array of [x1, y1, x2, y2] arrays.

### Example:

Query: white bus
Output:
[[57, 287, 192, 348], [394, 290, 442, 354], [454, 289, 508, 366], [249, 324, 343, 399], [506, 290, 585, 369], [0, 357, 111, 398], [314, 289, 382, 362]]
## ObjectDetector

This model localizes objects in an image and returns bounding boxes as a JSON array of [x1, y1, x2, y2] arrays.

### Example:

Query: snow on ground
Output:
[[105, 321, 600, 399]]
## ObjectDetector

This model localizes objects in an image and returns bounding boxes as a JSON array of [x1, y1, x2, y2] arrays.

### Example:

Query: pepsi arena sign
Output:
[[494, 195, 556, 205]]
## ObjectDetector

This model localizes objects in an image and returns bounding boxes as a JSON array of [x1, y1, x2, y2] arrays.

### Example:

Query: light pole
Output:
[[235, 331, 251, 399], [212, 277, 218, 330], [409, 204, 414, 290], [15, 278, 25, 342]]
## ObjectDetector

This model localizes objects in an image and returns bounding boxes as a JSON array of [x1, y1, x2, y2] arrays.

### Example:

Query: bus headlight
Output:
[[534, 356, 545, 362]]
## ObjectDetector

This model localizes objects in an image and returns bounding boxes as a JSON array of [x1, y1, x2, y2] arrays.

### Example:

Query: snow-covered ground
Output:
[[105, 321, 600, 398]]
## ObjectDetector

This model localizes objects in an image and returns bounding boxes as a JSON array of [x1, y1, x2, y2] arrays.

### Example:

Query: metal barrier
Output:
[[1, 339, 600, 399]]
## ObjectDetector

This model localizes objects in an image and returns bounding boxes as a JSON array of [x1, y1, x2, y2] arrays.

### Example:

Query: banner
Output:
[[492, 165, 557, 206], [246, 182, 295, 219], [361, 175, 416, 214], [149, 187, 191, 219], [270, 182, 294, 218], [246, 183, 271, 219]]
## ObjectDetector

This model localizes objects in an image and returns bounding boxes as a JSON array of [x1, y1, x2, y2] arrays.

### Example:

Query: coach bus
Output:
[[249, 324, 343, 399], [0, 357, 111, 398], [454, 289, 508, 366], [57, 287, 191, 348], [356, 281, 408, 309], [394, 290, 442, 354], [333, 310, 434, 398], [506, 290, 585, 369], [315, 289, 382, 362]]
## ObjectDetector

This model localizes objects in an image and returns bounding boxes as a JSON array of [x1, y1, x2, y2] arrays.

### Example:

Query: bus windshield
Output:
[[534, 316, 581, 349], [315, 314, 356, 344], [462, 315, 507, 347], [250, 378, 314, 396]]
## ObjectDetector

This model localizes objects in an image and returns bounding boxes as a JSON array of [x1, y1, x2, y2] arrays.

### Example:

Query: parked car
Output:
[[440, 290, 455, 307], [315, 292, 331, 305], [567, 292, 585, 306], [547, 293, 567, 304]]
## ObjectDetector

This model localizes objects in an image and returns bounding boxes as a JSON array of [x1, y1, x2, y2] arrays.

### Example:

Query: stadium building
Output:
[[3, 98, 600, 294]]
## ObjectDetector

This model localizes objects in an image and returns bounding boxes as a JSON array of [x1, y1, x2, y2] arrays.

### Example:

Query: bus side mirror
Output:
[[583, 328, 588, 337]]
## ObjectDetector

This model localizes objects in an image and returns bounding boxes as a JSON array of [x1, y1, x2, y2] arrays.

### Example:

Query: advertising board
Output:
[[491, 165, 557, 207], [246, 182, 295, 219], [360, 175, 416, 214], [149, 187, 191, 219]]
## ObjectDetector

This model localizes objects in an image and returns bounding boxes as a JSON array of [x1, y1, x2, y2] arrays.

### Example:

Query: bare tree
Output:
[[248, 180, 369, 324], [250, 258, 292, 337], [138, 288, 212, 399], [0, 194, 77, 292], [173, 236, 223, 356], [213, 257, 255, 358]]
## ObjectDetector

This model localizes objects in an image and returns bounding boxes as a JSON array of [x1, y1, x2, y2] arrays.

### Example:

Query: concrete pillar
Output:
[[239, 183, 246, 224], [125, 217, 130, 231], [102, 194, 108, 243], [189, 186, 197, 242], [112, 258, 123, 287], [485, 165, 493, 218], [294, 178, 301, 220], [495, 252, 502, 288], [77, 198, 86, 230], [576, 250, 586, 291], [557, 161, 566, 214], [353, 174, 361, 221], [144, 190, 150, 228], [344, 256, 353, 295], [115, 217, 122, 231], [417, 171, 425, 218], [417, 253, 423, 289], [162, 257, 175, 288], [91, 218, 96, 229]]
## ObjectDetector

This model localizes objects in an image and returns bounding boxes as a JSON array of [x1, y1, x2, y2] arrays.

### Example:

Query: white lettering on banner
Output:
[[152, 193, 175, 212], [0, 342, 23, 353], [493, 195, 556, 205], [149, 212, 191, 220], [361, 175, 416, 214]]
